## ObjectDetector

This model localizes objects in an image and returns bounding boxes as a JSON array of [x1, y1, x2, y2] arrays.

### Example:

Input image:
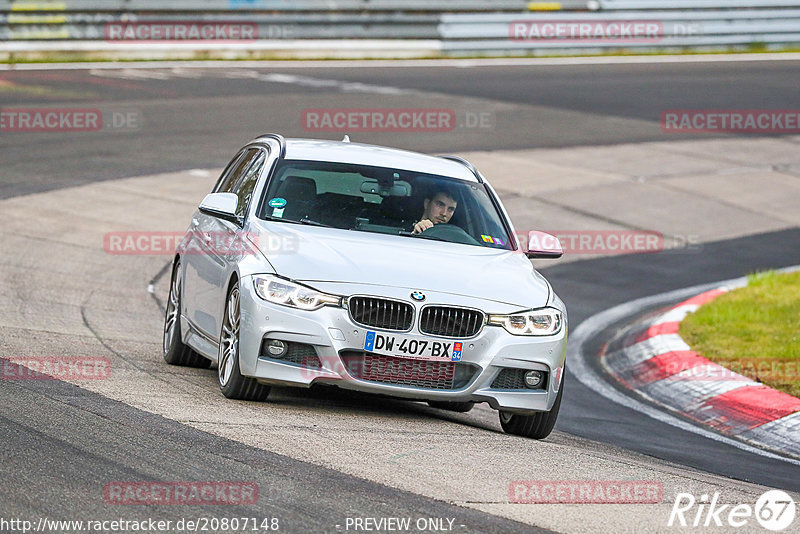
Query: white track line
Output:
[[568, 267, 800, 467]]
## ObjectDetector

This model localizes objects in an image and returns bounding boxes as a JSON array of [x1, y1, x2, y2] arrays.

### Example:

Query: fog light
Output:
[[265, 339, 288, 358], [524, 370, 544, 389]]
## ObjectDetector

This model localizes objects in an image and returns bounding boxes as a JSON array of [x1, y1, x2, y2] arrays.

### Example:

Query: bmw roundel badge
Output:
[[411, 291, 426, 302]]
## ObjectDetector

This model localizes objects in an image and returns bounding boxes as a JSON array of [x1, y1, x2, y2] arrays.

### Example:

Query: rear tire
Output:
[[218, 282, 270, 402], [427, 401, 475, 413], [499, 379, 563, 440], [163, 261, 211, 369]]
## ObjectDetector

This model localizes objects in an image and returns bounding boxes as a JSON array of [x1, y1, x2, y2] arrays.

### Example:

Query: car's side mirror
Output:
[[199, 193, 239, 223], [525, 231, 563, 259]]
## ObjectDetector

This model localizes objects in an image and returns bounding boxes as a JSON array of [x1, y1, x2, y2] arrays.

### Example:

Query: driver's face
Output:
[[423, 193, 457, 225]]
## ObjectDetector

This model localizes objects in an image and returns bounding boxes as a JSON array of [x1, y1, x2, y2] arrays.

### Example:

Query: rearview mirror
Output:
[[525, 231, 563, 259], [360, 179, 411, 197], [199, 193, 238, 220]]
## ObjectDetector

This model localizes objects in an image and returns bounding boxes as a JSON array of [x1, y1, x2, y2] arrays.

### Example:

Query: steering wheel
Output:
[[418, 224, 480, 245]]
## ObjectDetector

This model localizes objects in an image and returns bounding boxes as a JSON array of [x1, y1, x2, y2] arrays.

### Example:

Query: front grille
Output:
[[491, 368, 548, 390], [419, 306, 485, 338], [340, 351, 477, 390], [259, 340, 321, 369], [348, 296, 413, 331]]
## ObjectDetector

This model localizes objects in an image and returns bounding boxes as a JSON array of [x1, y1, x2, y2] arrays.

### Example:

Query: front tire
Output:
[[218, 282, 270, 401], [163, 261, 211, 369], [499, 379, 563, 440]]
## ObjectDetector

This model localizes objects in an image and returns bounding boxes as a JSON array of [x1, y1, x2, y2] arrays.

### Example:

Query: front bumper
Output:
[[238, 276, 567, 414]]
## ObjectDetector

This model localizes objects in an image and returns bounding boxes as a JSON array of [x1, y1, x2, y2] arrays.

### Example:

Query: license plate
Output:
[[364, 331, 463, 362]]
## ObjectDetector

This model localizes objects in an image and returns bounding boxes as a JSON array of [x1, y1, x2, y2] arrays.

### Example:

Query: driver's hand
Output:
[[412, 219, 434, 234]]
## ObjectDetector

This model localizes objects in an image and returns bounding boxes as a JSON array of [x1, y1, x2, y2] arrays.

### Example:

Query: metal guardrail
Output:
[[594, 0, 800, 9], [0, 0, 583, 41], [0, 14, 442, 40], [2, 1, 800, 57], [441, 9, 800, 53], [0, 0, 540, 12]]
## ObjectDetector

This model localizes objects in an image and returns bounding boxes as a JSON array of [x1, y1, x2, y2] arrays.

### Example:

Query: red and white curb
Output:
[[602, 285, 800, 459]]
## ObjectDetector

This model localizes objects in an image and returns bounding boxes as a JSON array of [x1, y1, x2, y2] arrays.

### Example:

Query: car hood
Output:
[[249, 220, 551, 309]]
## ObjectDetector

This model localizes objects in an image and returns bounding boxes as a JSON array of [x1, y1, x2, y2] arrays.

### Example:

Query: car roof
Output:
[[269, 137, 481, 183]]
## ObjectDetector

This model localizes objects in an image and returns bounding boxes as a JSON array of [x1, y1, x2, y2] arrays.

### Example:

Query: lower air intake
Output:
[[340, 351, 477, 390]]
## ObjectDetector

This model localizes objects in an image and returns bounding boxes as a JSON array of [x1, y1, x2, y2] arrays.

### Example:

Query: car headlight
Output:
[[253, 275, 341, 310], [487, 307, 563, 336]]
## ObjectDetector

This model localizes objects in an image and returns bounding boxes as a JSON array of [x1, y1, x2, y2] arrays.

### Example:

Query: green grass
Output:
[[3, 46, 800, 65], [680, 270, 800, 398]]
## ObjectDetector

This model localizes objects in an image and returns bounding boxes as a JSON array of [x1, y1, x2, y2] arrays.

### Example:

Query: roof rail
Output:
[[437, 155, 484, 183], [255, 133, 287, 158]]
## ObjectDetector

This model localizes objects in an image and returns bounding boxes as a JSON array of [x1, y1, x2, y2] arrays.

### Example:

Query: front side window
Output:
[[231, 150, 267, 218], [215, 148, 260, 194], [257, 160, 513, 250]]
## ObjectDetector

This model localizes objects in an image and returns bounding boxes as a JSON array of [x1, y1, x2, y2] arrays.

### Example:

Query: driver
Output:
[[412, 187, 458, 234]]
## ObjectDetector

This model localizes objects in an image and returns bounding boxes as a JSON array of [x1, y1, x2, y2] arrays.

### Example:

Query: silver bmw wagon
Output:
[[164, 134, 567, 439]]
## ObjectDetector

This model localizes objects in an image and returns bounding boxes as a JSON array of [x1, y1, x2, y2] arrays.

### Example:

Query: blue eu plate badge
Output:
[[364, 331, 376, 352]]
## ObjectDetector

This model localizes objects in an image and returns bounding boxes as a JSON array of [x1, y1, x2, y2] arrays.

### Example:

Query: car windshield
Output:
[[257, 159, 513, 250]]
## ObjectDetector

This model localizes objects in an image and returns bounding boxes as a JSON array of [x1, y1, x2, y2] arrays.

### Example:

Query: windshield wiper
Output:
[[262, 215, 301, 225], [261, 216, 331, 228], [299, 218, 332, 227], [397, 230, 447, 242]]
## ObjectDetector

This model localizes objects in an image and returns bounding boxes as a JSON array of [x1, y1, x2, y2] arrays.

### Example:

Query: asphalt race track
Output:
[[3, 58, 799, 199], [1, 58, 799, 533]]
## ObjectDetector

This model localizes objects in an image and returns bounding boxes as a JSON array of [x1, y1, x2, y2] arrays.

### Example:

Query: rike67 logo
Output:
[[668, 490, 796, 531]]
